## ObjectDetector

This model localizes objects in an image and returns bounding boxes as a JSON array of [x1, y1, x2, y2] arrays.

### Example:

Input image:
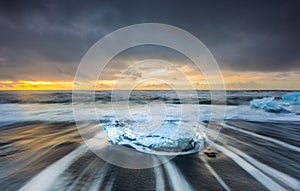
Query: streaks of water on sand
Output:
[[86, 163, 109, 191], [211, 141, 287, 191], [201, 156, 232, 191], [0, 142, 12, 150], [65, 158, 98, 191], [0, 148, 49, 180], [19, 145, 87, 191], [160, 157, 194, 191], [212, 128, 300, 190], [228, 146, 300, 190], [153, 158, 165, 191], [103, 174, 115, 191], [222, 123, 300, 153]]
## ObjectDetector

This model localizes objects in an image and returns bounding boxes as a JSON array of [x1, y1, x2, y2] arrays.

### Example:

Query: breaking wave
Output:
[[0, 90, 287, 105]]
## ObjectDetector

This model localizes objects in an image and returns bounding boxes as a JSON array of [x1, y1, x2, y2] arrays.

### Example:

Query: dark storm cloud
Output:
[[0, 0, 299, 80]]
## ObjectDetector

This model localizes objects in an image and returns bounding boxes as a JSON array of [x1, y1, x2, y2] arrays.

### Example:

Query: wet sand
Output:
[[0, 120, 299, 191]]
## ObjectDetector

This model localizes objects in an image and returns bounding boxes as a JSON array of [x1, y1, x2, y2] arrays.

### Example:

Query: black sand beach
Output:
[[0, 120, 299, 191]]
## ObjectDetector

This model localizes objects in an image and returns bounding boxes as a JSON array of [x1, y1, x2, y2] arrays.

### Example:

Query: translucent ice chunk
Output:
[[103, 122, 204, 155], [250, 97, 288, 113], [282, 92, 300, 105], [250, 92, 300, 113]]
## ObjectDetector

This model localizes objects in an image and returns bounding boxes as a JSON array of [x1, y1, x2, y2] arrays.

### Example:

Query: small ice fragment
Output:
[[250, 97, 287, 113], [282, 92, 300, 105]]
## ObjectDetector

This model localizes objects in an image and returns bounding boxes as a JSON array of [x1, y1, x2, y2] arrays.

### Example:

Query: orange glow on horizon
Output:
[[0, 70, 299, 90], [0, 80, 74, 90], [18, 80, 55, 85]]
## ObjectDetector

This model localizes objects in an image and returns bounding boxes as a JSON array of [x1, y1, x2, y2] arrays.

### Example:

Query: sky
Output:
[[0, 0, 299, 90]]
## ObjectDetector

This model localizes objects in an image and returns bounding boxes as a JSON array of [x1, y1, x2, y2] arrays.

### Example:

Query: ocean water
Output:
[[1, 90, 299, 124], [0, 90, 299, 191]]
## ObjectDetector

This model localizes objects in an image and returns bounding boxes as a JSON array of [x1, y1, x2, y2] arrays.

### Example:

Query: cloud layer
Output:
[[0, 0, 299, 89]]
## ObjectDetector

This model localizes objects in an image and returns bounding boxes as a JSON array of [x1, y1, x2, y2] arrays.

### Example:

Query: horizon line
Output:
[[1, 89, 299, 91]]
